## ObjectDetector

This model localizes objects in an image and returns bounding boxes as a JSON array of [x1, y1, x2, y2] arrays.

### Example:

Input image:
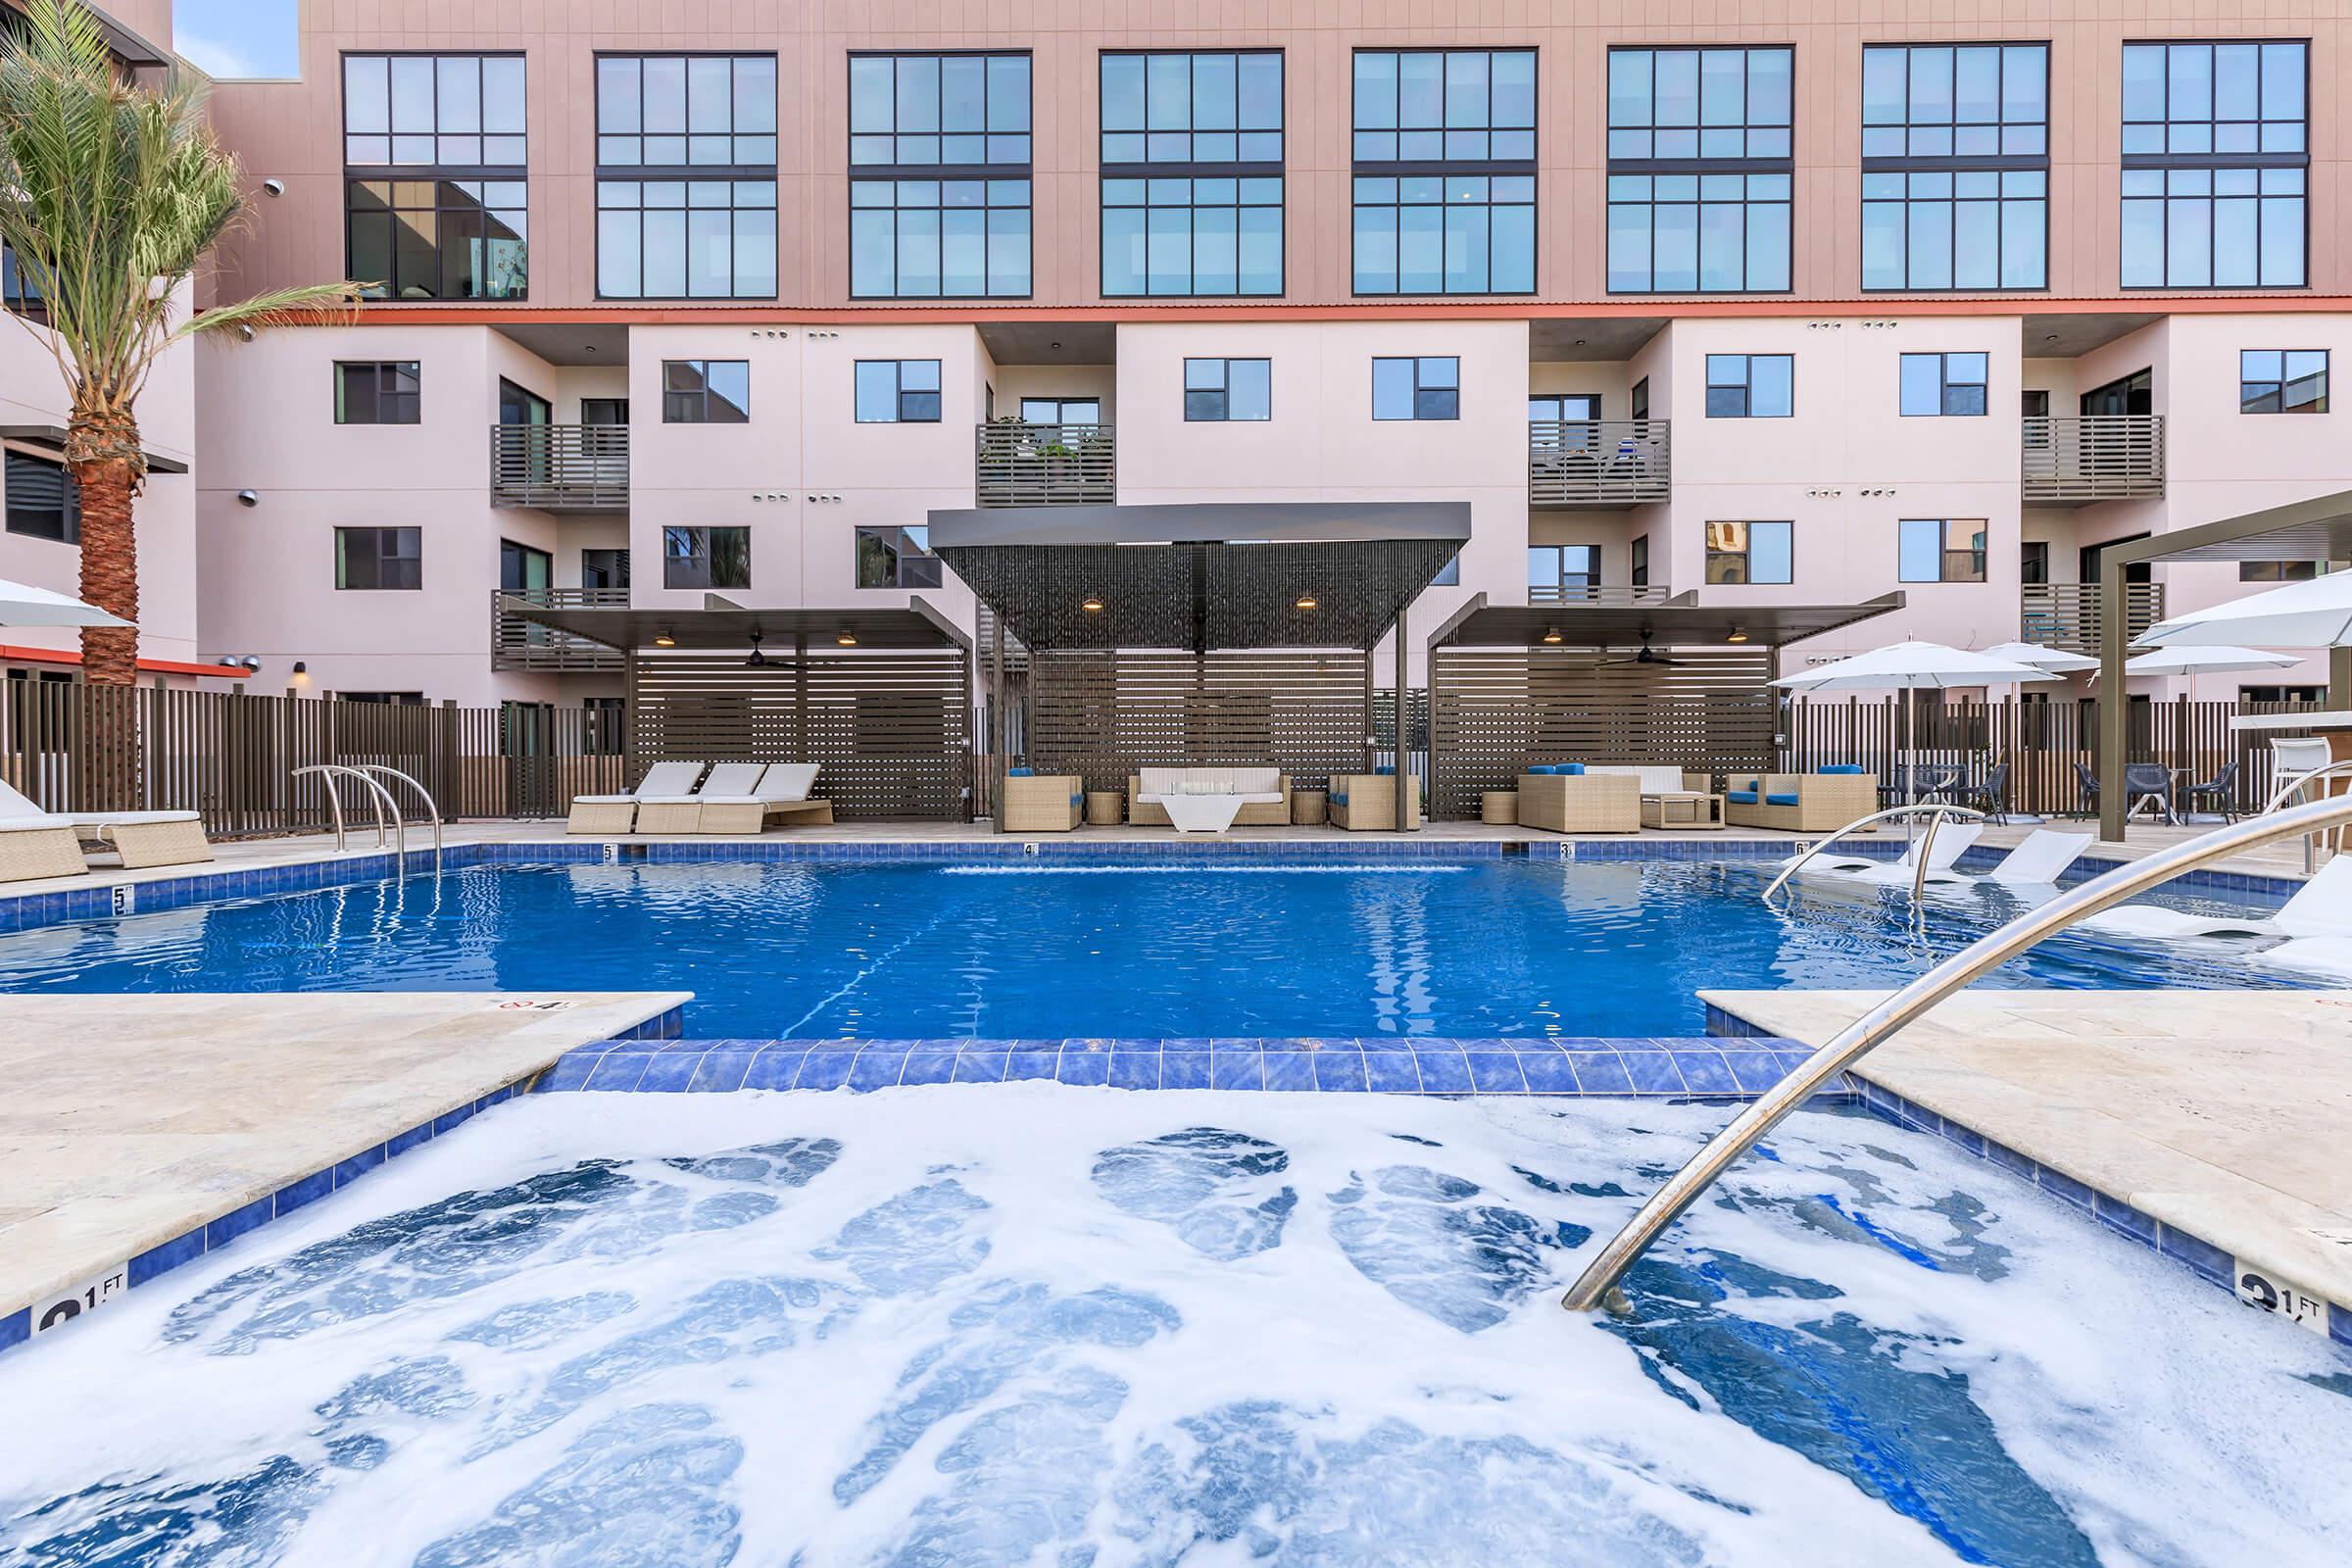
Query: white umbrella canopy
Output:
[[2122, 645, 2299, 677], [1771, 641, 2058, 808], [1977, 639, 2102, 674], [0, 576, 130, 628], [2133, 569, 2352, 650]]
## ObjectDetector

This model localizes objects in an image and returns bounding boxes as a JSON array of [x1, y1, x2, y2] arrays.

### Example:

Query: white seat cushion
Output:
[[697, 762, 765, 797], [1586, 764, 1689, 794], [632, 760, 706, 797], [758, 762, 820, 802]]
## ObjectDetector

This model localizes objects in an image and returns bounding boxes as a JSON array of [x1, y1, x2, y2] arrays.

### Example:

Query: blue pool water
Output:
[[0, 858, 2288, 1038]]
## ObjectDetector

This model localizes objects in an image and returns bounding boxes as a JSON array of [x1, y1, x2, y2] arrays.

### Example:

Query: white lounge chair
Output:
[[1919, 829, 2094, 888], [564, 760, 706, 835], [631, 761, 765, 834], [0, 777, 211, 870], [2082, 855, 2352, 942], [686, 762, 833, 833], [1788, 822, 1983, 881]]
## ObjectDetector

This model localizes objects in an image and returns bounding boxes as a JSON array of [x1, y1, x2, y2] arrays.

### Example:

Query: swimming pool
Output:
[[0, 857, 2292, 1038], [3, 1090, 2343, 1565]]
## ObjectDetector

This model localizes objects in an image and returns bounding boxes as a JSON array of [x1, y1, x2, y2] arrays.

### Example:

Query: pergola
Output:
[[2094, 488, 2352, 839], [929, 500, 1470, 832], [1425, 592, 1905, 818], [502, 596, 974, 819]]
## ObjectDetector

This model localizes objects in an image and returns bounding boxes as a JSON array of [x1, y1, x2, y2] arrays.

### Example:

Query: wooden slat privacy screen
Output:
[[1430, 649, 1775, 818], [1027, 649, 1375, 791], [628, 653, 971, 819]]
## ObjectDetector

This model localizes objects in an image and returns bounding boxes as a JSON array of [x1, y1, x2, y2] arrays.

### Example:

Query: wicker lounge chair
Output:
[[1000, 771, 1083, 832], [565, 760, 706, 834], [1722, 769, 1879, 832], [1516, 769, 1642, 834], [0, 778, 211, 869], [690, 762, 835, 833], [1328, 773, 1421, 831], [1128, 767, 1291, 827], [632, 762, 765, 834]]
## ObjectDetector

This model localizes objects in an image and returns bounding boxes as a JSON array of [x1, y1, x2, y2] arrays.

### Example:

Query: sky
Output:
[[172, 0, 298, 80]]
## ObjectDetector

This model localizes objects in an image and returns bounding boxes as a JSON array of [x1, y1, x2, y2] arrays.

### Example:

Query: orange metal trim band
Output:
[[0, 643, 244, 680]]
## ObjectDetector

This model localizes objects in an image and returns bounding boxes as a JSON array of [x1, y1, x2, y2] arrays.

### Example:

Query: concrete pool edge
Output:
[[1704, 989, 2352, 1358]]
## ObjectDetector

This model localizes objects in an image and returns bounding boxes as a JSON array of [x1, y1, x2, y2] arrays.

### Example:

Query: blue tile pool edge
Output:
[[1706, 1002, 2352, 1357], [0, 833, 2311, 939]]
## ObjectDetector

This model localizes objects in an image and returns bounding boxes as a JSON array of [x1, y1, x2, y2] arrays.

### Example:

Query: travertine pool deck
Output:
[[0, 991, 687, 1344], [1701, 988, 2352, 1321]]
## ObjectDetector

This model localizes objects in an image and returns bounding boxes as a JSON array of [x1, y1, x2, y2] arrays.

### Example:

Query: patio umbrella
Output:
[[1771, 641, 2059, 806], [1977, 639, 2101, 674], [0, 575, 130, 628], [2133, 569, 2352, 651], [2113, 643, 2300, 706]]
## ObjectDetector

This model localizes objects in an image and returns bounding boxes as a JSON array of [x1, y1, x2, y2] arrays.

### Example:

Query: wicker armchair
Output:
[[1516, 771, 1642, 834], [1722, 771, 1879, 831], [999, 773, 1084, 832], [1328, 773, 1421, 831]]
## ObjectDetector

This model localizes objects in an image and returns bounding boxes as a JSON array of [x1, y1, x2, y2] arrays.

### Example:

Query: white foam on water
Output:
[[0, 1088, 2343, 1567], [938, 864, 1474, 875]]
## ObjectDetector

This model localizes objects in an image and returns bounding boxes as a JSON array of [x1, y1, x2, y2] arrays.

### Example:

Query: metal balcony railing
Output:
[[2021, 415, 2164, 505], [1526, 584, 1675, 606], [1529, 419, 1671, 508], [975, 420, 1115, 507], [2019, 581, 2166, 654], [491, 587, 630, 672], [491, 424, 630, 511]]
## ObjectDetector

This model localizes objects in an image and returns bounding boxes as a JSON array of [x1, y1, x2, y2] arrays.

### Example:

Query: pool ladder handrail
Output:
[[292, 764, 441, 875], [1761, 803, 1987, 907], [348, 764, 444, 874], [2261, 758, 2352, 874], [1561, 790, 2352, 1314]]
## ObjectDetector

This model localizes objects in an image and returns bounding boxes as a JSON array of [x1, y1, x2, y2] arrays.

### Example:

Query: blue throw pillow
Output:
[[1819, 764, 1865, 775], [1766, 792, 1800, 807], [1376, 764, 1395, 775], [1330, 790, 1348, 806], [1007, 766, 1033, 777], [1727, 790, 1759, 805], [1527, 764, 1552, 775], [1564, 762, 1586, 775]]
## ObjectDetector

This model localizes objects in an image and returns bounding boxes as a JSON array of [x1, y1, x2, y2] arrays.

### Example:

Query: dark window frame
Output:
[[341, 51, 529, 301], [1898, 351, 1989, 416], [1703, 353, 1794, 417], [854, 359, 944, 423], [1631, 533, 1650, 586], [1703, 519, 1794, 585], [1183, 357, 1272, 421], [848, 50, 1035, 301], [1349, 47, 1539, 298], [1370, 355, 1460, 420], [1860, 41, 2051, 293], [1528, 544, 1601, 591], [661, 359, 751, 423], [2239, 349, 2328, 414], [1604, 45, 1794, 295], [333, 361, 421, 424], [855, 524, 945, 589], [1101, 49, 1286, 298], [2119, 38, 2310, 291], [593, 52, 779, 302], [662, 524, 751, 590], [3, 449, 78, 545], [334, 525, 422, 591]]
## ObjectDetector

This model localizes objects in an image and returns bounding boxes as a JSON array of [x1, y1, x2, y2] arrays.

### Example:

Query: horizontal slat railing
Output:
[[491, 588, 631, 672], [1529, 419, 1671, 507], [491, 424, 630, 511], [975, 421, 1115, 507], [2018, 581, 2166, 654], [2021, 415, 2164, 504], [1526, 584, 1676, 606]]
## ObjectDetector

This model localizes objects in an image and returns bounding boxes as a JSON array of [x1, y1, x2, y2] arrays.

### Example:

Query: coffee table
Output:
[[1641, 793, 1725, 830]]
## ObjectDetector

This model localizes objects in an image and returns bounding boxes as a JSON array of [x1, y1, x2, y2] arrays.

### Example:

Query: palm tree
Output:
[[0, 0, 353, 684]]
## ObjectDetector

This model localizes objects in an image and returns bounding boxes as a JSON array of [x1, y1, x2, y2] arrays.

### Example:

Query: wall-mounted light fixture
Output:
[[291, 661, 308, 673]]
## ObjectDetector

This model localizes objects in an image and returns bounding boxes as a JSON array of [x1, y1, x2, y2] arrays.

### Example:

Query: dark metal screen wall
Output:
[[1430, 648, 1776, 818], [1027, 649, 1375, 791], [628, 653, 971, 819]]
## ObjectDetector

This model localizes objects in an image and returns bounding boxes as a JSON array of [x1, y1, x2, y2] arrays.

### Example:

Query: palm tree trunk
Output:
[[70, 454, 139, 686]]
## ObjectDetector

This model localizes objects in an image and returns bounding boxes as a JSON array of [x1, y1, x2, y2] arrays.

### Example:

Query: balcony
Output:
[[2020, 581, 2167, 655], [975, 420, 1115, 508], [491, 587, 630, 672], [491, 424, 630, 512], [1526, 584, 1675, 606], [1529, 420, 1670, 509], [2021, 416, 2164, 507]]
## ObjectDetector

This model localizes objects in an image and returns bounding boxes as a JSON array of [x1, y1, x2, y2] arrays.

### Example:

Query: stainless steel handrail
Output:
[[1761, 804, 1987, 906], [350, 764, 444, 873], [2258, 758, 2352, 873], [292, 764, 407, 869], [1561, 791, 2352, 1313]]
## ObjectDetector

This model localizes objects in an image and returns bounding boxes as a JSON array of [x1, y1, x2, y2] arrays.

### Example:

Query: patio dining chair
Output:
[[1957, 761, 2011, 824], [2180, 760, 2240, 823], [2123, 761, 2177, 825], [2072, 760, 2102, 817]]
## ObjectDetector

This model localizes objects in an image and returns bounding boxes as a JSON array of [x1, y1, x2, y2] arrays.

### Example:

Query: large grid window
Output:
[[596, 55, 777, 299], [1898, 353, 1988, 416], [850, 53, 1032, 298], [2240, 350, 2328, 414], [1606, 47, 1791, 293], [1704, 521, 1792, 585], [1898, 518, 1987, 583], [334, 362, 419, 425], [662, 361, 750, 423], [1184, 358, 1271, 421], [2121, 41, 2307, 288], [1861, 43, 2048, 290], [1372, 357, 1459, 420], [1102, 51, 1284, 297], [1704, 355, 1792, 418], [343, 54, 527, 299], [662, 526, 750, 591], [1351, 50, 1536, 296], [335, 526, 421, 591]]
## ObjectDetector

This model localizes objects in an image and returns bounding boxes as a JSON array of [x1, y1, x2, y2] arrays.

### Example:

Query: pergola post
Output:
[[2332, 646, 2352, 711], [2099, 558, 2130, 842], [990, 612, 1006, 833], [1394, 604, 1411, 831], [622, 648, 640, 786], [1362, 654, 1375, 773]]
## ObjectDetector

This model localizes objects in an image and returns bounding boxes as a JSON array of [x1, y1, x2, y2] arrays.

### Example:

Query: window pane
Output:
[[1750, 522, 1792, 583], [1371, 358, 1413, 418], [854, 362, 897, 421], [1750, 356, 1792, 416], [1231, 358, 1271, 419]]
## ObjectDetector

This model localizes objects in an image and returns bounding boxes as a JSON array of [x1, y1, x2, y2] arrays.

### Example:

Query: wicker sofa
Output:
[[1516, 768, 1643, 834], [1721, 769, 1879, 831], [1127, 767, 1291, 827], [999, 771, 1084, 832], [1328, 773, 1421, 831]]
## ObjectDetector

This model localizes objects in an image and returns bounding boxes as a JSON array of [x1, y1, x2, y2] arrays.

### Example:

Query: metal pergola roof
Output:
[[499, 596, 971, 653], [930, 501, 1470, 652], [1428, 592, 1906, 651]]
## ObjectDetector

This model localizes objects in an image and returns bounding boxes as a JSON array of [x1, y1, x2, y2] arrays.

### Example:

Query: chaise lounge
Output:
[[1721, 767, 1880, 832], [664, 762, 835, 833], [566, 760, 706, 834], [1329, 772, 1421, 831], [0, 778, 213, 872]]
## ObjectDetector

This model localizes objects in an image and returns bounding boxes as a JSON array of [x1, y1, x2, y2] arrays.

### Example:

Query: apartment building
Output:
[[146, 4, 2352, 706]]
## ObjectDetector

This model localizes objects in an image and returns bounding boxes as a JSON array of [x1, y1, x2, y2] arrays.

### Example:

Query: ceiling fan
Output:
[[1600, 627, 1688, 666]]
